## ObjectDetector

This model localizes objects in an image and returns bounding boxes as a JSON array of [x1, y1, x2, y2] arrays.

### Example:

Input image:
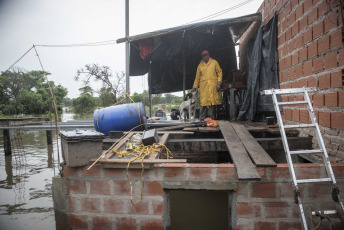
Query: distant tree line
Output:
[[0, 69, 67, 116]]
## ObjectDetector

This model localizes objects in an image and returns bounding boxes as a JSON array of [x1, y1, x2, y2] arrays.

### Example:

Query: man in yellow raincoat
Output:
[[192, 50, 222, 120]]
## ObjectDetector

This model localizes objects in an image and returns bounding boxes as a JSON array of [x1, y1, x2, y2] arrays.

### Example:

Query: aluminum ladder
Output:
[[261, 87, 344, 229]]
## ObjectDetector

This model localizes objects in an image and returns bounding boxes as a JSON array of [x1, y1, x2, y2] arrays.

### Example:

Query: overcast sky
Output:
[[0, 0, 263, 98]]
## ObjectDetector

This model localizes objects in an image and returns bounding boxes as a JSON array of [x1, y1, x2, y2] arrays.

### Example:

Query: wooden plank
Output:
[[149, 133, 169, 160], [103, 132, 134, 160], [231, 122, 276, 167], [218, 120, 260, 180], [100, 159, 187, 169]]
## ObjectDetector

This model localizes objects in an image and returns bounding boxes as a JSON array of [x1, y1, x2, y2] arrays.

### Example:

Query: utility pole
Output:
[[125, 0, 130, 103]]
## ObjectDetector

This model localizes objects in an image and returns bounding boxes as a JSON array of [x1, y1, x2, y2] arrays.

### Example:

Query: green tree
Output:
[[99, 87, 114, 107], [72, 93, 96, 114]]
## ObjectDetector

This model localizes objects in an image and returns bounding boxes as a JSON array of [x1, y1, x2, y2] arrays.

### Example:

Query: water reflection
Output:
[[0, 129, 60, 230]]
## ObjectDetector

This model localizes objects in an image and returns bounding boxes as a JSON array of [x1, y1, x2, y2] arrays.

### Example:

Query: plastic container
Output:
[[93, 102, 147, 136]]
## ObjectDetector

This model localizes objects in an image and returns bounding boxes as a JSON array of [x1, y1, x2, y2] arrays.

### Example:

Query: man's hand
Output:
[[216, 84, 221, 91]]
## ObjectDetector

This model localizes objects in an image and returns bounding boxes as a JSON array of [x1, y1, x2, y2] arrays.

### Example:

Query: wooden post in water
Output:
[[3, 129, 11, 155], [46, 130, 52, 145]]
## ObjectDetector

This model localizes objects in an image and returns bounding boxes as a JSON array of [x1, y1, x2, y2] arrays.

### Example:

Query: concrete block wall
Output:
[[241, 0, 344, 162], [61, 163, 344, 229]]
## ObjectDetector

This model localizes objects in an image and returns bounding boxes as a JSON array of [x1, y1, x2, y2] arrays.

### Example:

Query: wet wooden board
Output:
[[218, 121, 260, 180], [231, 123, 276, 167]]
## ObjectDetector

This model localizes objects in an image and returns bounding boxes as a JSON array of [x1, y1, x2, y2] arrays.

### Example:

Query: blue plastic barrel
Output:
[[93, 102, 147, 136]]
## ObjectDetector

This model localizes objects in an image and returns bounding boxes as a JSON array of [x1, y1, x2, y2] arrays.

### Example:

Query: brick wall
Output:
[[241, 0, 344, 162], [61, 163, 344, 229]]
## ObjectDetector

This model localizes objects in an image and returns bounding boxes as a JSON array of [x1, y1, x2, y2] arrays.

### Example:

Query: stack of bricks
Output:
[[62, 163, 344, 229], [241, 0, 344, 162]]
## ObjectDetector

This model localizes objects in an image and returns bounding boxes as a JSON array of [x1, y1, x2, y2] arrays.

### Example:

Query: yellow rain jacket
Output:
[[192, 58, 222, 106]]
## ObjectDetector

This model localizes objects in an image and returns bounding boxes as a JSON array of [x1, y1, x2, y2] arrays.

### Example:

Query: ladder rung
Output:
[[289, 149, 324, 155], [296, 178, 332, 184], [312, 210, 338, 215], [284, 124, 316, 129], [278, 101, 307, 105]]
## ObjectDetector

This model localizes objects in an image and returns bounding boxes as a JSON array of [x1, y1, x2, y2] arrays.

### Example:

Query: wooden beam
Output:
[[149, 133, 169, 159], [218, 121, 260, 180], [231, 123, 276, 167]]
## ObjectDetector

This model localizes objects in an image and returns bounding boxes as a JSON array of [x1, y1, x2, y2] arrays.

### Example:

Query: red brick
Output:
[[236, 202, 261, 217], [326, 52, 338, 71], [254, 221, 277, 230], [318, 0, 330, 17], [189, 167, 212, 178], [319, 111, 331, 127], [70, 214, 88, 229], [324, 10, 338, 33], [103, 168, 125, 178], [285, 1, 292, 16], [285, 54, 292, 68], [80, 197, 101, 213], [299, 14, 308, 31], [216, 164, 237, 179], [308, 40, 317, 58], [292, 109, 300, 121], [303, 60, 312, 75], [294, 164, 323, 179], [127, 200, 149, 214], [339, 49, 344, 66], [263, 202, 291, 218], [303, 27, 313, 45], [296, 3, 304, 20], [127, 168, 149, 178], [63, 166, 79, 177], [299, 77, 308, 87], [331, 112, 344, 129], [152, 200, 163, 215], [116, 217, 137, 230], [90, 180, 110, 195], [286, 27, 292, 41], [291, 0, 299, 9], [92, 216, 112, 230], [325, 92, 338, 107], [330, 29, 344, 49], [292, 53, 298, 65], [308, 7, 318, 25], [143, 181, 163, 196], [292, 21, 299, 37], [300, 109, 311, 123], [278, 33, 286, 47], [318, 35, 330, 54], [285, 108, 292, 120], [304, 0, 313, 14], [163, 167, 186, 178], [299, 46, 308, 62], [279, 221, 302, 229], [318, 73, 331, 89], [295, 35, 303, 49], [313, 93, 324, 107], [66, 179, 86, 194], [81, 165, 100, 177], [307, 76, 318, 87], [104, 198, 125, 214], [141, 219, 163, 230], [295, 64, 303, 78], [252, 182, 276, 198], [69, 196, 78, 212], [113, 180, 131, 195], [312, 56, 323, 73], [339, 91, 344, 107], [313, 21, 324, 39]]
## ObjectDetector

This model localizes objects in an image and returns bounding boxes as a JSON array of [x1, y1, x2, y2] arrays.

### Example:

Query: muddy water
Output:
[[0, 113, 74, 230]]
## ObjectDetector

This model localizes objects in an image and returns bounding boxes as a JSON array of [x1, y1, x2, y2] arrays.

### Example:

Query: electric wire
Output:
[[4, 46, 34, 72]]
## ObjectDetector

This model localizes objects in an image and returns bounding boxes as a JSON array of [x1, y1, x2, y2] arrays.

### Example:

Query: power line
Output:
[[4, 46, 35, 72], [36, 39, 117, 47]]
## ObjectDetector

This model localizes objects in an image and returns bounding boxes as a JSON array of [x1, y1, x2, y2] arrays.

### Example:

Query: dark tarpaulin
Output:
[[121, 13, 261, 94], [238, 13, 279, 121]]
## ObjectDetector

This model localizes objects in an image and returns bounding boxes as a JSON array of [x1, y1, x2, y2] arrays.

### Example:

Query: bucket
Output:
[[93, 102, 147, 136]]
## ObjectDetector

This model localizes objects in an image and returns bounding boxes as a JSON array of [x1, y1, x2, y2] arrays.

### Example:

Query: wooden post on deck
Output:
[[3, 129, 12, 155], [46, 130, 52, 145]]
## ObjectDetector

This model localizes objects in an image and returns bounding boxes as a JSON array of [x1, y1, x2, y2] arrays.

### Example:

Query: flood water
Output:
[[0, 112, 75, 230]]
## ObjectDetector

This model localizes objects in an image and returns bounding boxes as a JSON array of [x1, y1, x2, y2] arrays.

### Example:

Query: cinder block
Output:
[[60, 130, 104, 167]]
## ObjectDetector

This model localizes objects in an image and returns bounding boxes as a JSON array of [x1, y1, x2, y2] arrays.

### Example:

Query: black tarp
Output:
[[237, 13, 279, 121], [117, 13, 261, 94]]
